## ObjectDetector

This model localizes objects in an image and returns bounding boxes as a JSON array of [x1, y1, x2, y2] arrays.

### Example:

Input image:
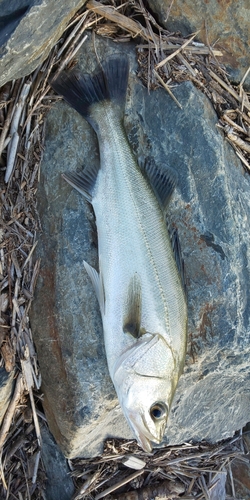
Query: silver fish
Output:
[[51, 56, 187, 452]]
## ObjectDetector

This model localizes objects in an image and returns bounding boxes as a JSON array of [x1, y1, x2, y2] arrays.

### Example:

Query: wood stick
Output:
[[87, 0, 153, 41], [209, 69, 250, 112], [5, 131, 19, 183], [0, 80, 20, 159], [227, 132, 250, 153], [153, 70, 182, 109], [95, 470, 144, 500], [155, 31, 200, 69], [222, 114, 249, 135], [138, 43, 223, 57], [0, 374, 23, 450]]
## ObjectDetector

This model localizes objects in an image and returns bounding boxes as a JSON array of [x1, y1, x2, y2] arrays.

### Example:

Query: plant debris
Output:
[[70, 434, 250, 499], [0, 1, 249, 498]]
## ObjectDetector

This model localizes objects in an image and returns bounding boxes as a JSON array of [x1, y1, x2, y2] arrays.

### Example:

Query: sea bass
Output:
[[51, 55, 187, 452]]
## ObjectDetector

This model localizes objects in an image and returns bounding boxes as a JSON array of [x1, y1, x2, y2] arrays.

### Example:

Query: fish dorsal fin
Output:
[[83, 260, 105, 315], [169, 227, 187, 296], [143, 158, 177, 213], [123, 273, 142, 339], [62, 164, 100, 202]]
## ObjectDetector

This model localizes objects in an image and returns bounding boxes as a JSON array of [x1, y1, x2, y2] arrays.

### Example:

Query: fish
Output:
[[51, 55, 187, 452]]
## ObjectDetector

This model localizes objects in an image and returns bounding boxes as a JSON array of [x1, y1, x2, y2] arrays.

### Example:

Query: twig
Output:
[[227, 132, 250, 154], [10, 82, 31, 136], [0, 81, 20, 159], [209, 69, 250, 112], [22, 241, 38, 271], [95, 470, 144, 500], [0, 374, 23, 450], [156, 31, 200, 68], [138, 43, 223, 56], [32, 450, 41, 485], [239, 66, 250, 88], [5, 132, 19, 183], [55, 34, 88, 76], [177, 53, 197, 77], [222, 114, 249, 135], [56, 11, 89, 60], [87, 0, 153, 41], [153, 70, 182, 109]]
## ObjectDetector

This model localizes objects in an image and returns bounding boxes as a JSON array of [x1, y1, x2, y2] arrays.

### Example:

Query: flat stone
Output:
[[31, 36, 250, 458], [147, 0, 250, 86], [0, 0, 87, 87]]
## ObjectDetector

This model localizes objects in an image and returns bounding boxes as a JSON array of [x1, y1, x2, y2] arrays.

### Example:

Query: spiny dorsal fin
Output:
[[123, 273, 142, 339], [62, 162, 100, 202], [83, 260, 105, 315], [143, 158, 177, 213]]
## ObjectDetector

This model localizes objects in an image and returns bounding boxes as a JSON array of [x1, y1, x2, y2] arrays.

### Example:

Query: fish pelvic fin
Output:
[[51, 55, 129, 128], [123, 273, 143, 339], [62, 163, 99, 202], [169, 227, 187, 297], [83, 260, 105, 315]]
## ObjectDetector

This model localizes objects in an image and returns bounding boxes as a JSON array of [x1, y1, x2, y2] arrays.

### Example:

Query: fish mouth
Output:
[[127, 411, 163, 453]]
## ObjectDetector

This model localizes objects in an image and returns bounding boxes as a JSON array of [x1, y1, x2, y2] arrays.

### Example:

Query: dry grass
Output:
[[0, 1, 249, 498]]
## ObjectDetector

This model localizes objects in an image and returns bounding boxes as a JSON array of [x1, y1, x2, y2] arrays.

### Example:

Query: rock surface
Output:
[[147, 0, 250, 86], [31, 36, 250, 458], [41, 424, 75, 500], [0, 367, 14, 424], [0, 0, 87, 87]]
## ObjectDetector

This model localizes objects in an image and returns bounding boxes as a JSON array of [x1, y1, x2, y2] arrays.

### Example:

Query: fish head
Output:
[[113, 333, 178, 452]]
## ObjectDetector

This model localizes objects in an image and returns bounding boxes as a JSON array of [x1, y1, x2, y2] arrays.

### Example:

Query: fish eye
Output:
[[150, 402, 168, 421]]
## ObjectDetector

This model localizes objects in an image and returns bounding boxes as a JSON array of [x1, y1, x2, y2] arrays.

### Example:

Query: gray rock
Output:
[[147, 0, 250, 87], [31, 36, 250, 458], [0, 368, 14, 424], [0, 0, 87, 87], [41, 423, 75, 500]]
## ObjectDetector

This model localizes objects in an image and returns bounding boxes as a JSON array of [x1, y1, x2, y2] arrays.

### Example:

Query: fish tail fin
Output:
[[51, 55, 129, 127]]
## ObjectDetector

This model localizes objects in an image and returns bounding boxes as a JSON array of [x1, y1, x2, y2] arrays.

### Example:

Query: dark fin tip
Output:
[[170, 227, 187, 296], [123, 273, 142, 339], [51, 55, 129, 121]]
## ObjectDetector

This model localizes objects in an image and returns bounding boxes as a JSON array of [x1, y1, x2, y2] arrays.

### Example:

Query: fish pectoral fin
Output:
[[123, 273, 142, 339], [169, 227, 187, 296], [62, 164, 100, 202], [83, 260, 105, 314], [143, 158, 177, 213]]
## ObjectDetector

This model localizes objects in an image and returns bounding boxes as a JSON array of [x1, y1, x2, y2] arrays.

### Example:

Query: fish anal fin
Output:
[[143, 158, 177, 213], [83, 260, 105, 314], [123, 273, 142, 339]]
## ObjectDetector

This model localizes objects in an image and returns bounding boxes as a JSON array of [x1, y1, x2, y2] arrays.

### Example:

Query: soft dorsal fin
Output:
[[62, 164, 100, 202], [143, 158, 177, 213], [83, 260, 105, 314], [123, 273, 142, 339]]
